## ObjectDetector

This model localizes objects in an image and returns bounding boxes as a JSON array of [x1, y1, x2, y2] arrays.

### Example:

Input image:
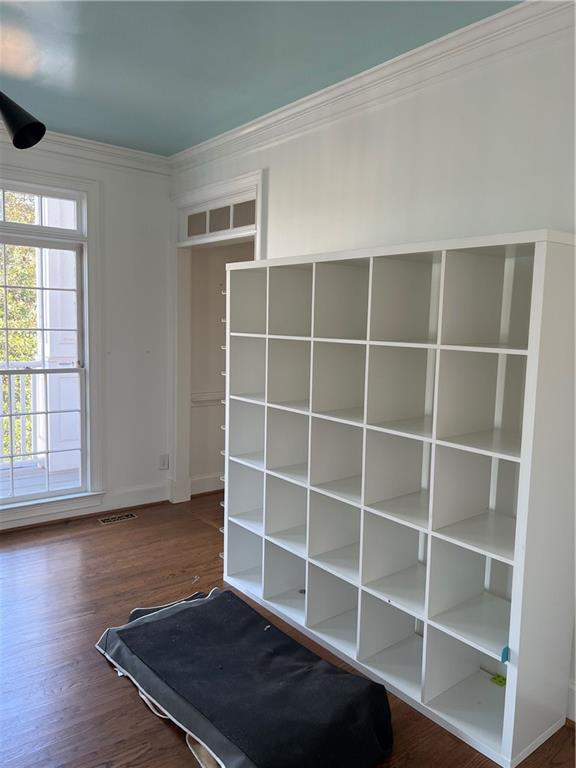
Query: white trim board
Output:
[[170, 1, 574, 173], [0, 126, 169, 176]]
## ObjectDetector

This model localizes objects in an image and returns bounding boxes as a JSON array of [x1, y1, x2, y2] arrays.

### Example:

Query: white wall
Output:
[[0, 136, 171, 524], [173, 14, 574, 254], [171, 5, 574, 717]]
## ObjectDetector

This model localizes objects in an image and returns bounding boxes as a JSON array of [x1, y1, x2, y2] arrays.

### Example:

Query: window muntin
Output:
[[0, 238, 85, 503]]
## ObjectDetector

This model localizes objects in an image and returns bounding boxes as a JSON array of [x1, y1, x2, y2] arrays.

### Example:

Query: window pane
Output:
[[14, 454, 47, 496], [5, 245, 40, 287], [8, 330, 42, 365], [42, 249, 76, 289], [47, 372, 80, 412], [6, 288, 40, 329], [1, 416, 11, 456], [48, 450, 81, 491], [43, 290, 77, 330], [208, 206, 231, 232], [10, 373, 44, 414], [48, 411, 80, 452], [0, 457, 12, 498], [12, 412, 42, 456], [1, 375, 8, 415], [188, 211, 207, 237], [0, 288, 5, 327], [233, 200, 256, 228], [4, 191, 40, 225], [44, 331, 77, 367], [42, 197, 77, 230], [0, 332, 6, 366]]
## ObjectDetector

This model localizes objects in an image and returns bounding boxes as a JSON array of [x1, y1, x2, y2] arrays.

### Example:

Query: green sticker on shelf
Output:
[[491, 674, 507, 687]]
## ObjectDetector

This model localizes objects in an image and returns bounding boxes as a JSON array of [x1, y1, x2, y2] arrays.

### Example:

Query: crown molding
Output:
[[0, 126, 170, 176], [170, 1, 574, 174]]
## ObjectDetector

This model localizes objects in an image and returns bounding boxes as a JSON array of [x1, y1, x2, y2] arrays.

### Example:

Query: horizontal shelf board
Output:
[[313, 337, 367, 345], [433, 511, 516, 564], [267, 463, 309, 486], [267, 525, 307, 558], [228, 509, 264, 536], [229, 332, 266, 338], [369, 340, 436, 349], [368, 415, 433, 440], [430, 592, 511, 660], [437, 430, 521, 461], [361, 634, 423, 700], [310, 543, 360, 584], [267, 588, 306, 625], [313, 407, 365, 426], [439, 343, 528, 356], [229, 452, 266, 470], [310, 608, 358, 657], [364, 563, 426, 618], [227, 567, 262, 597], [268, 334, 312, 341], [365, 491, 429, 531], [230, 393, 266, 405], [426, 670, 504, 754], [312, 476, 363, 506], [267, 399, 310, 414]]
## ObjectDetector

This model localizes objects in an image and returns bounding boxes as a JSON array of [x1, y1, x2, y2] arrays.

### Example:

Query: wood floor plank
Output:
[[0, 495, 573, 768]]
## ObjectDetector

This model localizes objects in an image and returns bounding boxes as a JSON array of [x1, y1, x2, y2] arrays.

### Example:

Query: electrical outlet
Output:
[[159, 454, 170, 470]]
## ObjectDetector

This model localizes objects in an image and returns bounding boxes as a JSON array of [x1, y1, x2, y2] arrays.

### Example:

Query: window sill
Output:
[[0, 491, 105, 530]]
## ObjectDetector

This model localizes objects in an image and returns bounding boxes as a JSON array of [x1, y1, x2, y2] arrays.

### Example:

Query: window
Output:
[[0, 183, 87, 504]]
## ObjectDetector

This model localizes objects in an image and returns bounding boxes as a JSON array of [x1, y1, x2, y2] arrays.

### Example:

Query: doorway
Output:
[[188, 239, 255, 494]]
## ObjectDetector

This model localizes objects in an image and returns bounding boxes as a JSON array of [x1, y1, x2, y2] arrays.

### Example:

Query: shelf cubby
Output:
[[226, 522, 263, 596], [310, 418, 363, 505], [266, 408, 309, 484], [366, 346, 435, 438], [229, 336, 266, 402], [228, 400, 265, 469], [268, 264, 313, 336], [428, 537, 512, 660], [307, 564, 359, 657], [358, 591, 424, 699], [267, 339, 310, 411], [229, 268, 267, 334], [436, 350, 526, 459], [308, 492, 360, 584], [227, 462, 264, 535], [364, 430, 430, 529], [441, 244, 534, 350], [423, 626, 506, 754], [265, 475, 307, 558], [432, 445, 519, 563], [362, 512, 428, 618], [313, 259, 370, 340], [263, 541, 306, 624], [370, 252, 440, 343], [312, 342, 365, 423]]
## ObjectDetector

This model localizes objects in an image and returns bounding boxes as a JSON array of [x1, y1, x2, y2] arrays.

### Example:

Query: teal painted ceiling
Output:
[[0, 1, 519, 156]]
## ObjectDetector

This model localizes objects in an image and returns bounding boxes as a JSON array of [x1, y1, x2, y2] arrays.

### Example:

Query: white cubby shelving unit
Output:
[[224, 231, 574, 768]]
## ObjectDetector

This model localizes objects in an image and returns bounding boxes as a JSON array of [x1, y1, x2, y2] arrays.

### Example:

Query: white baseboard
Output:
[[0, 482, 169, 531], [568, 680, 575, 722], [190, 473, 224, 496]]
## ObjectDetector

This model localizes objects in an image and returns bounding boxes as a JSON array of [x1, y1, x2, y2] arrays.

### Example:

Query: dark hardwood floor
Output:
[[0, 494, 573, 768]]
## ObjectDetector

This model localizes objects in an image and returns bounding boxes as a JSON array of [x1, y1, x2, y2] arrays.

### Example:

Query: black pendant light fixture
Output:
[[0, 90, 46, 149]]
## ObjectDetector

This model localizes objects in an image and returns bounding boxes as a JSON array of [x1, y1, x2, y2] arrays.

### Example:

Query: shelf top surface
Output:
[[227, 229, 574, 271]]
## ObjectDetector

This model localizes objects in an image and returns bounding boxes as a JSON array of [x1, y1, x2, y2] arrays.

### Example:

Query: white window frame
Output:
[[0, 174, 104, 517]]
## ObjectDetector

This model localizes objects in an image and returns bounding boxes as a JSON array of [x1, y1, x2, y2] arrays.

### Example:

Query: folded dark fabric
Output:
[[96, 588, 393, 768]]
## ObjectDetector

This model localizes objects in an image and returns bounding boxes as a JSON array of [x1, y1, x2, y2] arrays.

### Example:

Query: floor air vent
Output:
[[98, 512, 138, 525]]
